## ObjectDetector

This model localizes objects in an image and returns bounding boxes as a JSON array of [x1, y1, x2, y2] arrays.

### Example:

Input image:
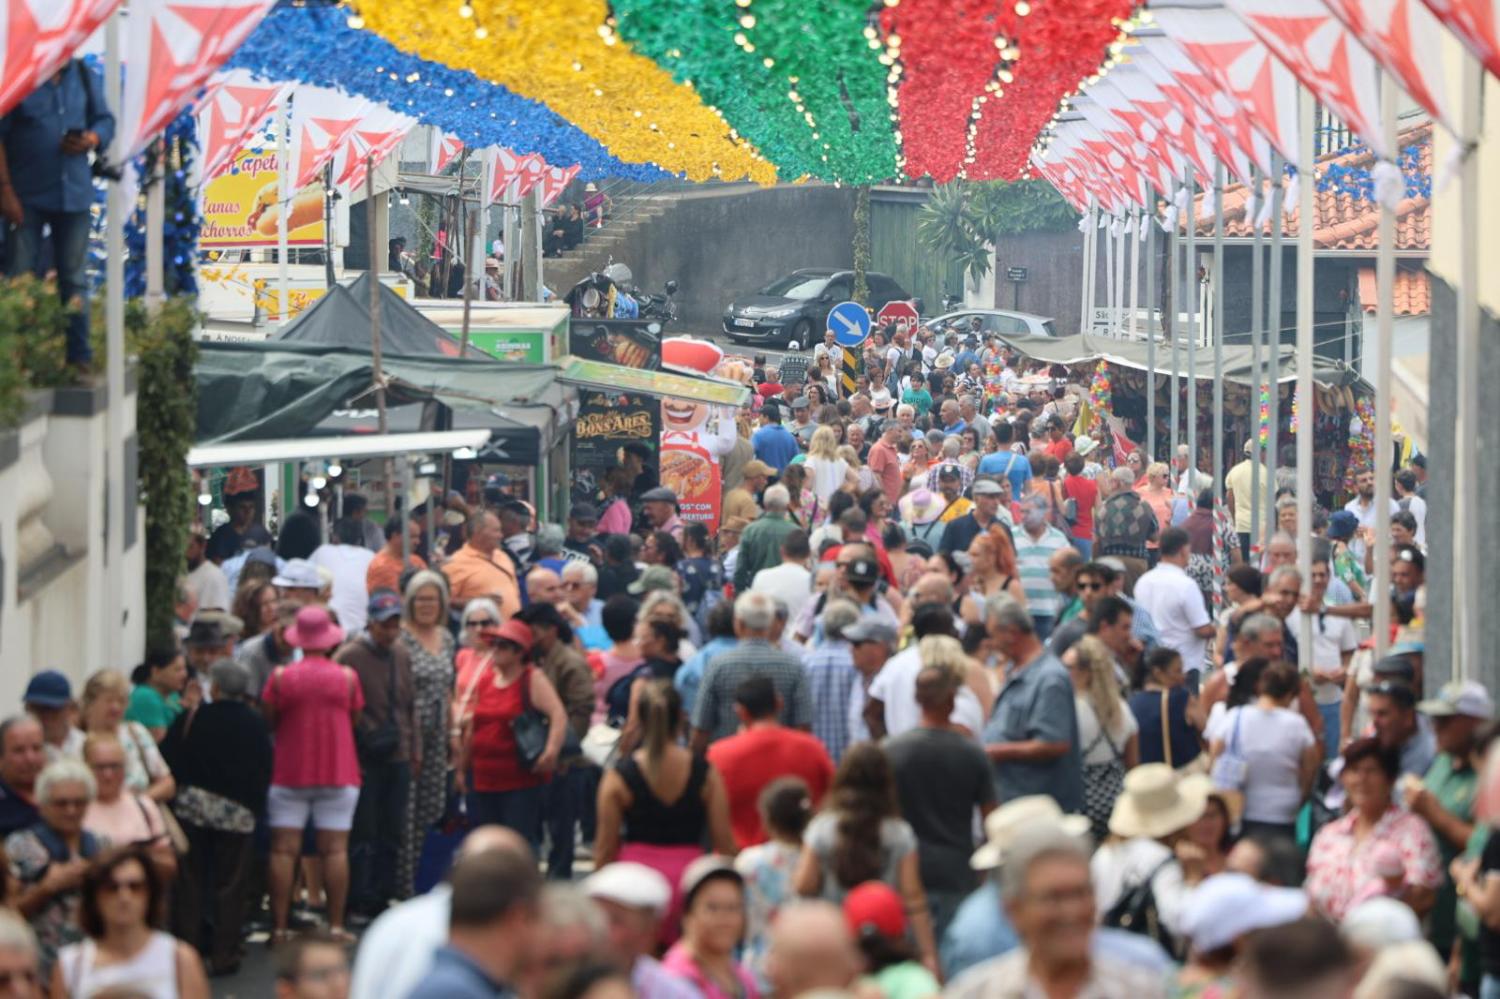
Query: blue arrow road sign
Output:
[[827, 300, 872, 348]]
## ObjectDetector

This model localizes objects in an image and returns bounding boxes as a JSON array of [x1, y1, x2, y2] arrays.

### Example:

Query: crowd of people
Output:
[[0, 321, 1477, 999]]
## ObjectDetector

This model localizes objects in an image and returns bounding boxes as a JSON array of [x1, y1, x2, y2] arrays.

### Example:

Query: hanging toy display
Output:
[[1089, 360, 1112, 427], [1290, 384, 1300, 436], [1258, 382, 1272, 448], [1343, 396, 1376, 494]]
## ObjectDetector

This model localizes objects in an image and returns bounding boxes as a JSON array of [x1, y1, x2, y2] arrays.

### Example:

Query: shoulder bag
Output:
[[1102, 855, 1180, 958], [511, 667, 551, 771], [1210, 706, 1250, 791], [124, 723, 189, 854]]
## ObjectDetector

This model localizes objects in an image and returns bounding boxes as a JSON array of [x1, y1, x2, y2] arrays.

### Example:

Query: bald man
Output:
[[526, 567, 563, 608], [765, 901, 864, 999], [351, 826, 531, 999]]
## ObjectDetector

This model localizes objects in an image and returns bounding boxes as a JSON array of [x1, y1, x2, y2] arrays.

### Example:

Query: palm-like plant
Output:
[[918, 179, 1078, 284]]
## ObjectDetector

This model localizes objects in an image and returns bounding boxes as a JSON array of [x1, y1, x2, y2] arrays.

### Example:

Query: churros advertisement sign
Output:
[[200, 149, 325, 248]]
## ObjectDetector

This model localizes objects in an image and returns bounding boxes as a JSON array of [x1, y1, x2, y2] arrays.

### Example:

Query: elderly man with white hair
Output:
[[690, 591, 813, 751], [0, 913, 39, 999], [732, 484, 801, 593]]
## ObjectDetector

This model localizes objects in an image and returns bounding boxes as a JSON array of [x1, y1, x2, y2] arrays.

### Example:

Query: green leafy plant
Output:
[[0, 276, 71, 428], [918, 179, 1078, 284]]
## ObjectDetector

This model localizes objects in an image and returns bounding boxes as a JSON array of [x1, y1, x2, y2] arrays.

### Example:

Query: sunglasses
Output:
[[102, 878, 148, 896], [464, 618, 498, 628]]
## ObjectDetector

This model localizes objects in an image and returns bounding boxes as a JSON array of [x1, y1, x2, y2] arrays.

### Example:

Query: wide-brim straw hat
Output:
[[1107, 765, 1211, 840]]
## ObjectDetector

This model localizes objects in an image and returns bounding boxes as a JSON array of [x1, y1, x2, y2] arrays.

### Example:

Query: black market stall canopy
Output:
[[272, 272, 492, 360], [194, 341, 754, 465], [995, 333, 1370, 392]]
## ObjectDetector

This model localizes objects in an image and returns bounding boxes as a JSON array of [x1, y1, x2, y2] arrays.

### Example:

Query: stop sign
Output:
[[877, 300, 920, 331]]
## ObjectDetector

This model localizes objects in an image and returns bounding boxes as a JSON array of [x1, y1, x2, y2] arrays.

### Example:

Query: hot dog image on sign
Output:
[[660, 338, 744, 530]]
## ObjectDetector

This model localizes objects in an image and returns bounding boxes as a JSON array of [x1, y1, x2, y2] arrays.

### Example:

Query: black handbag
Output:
[[1102, 856, 1179, 958], [511, 667, 550, 770]]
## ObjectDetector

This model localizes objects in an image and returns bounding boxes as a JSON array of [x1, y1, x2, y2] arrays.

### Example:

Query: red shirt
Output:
[[866, 439, 904, 504], [470, 667, 550, 793], [1045, 438, 1074, 462], [707, 725, 834, 848], [1063, 474, 1099, 541], [262, 656, 364, 788]]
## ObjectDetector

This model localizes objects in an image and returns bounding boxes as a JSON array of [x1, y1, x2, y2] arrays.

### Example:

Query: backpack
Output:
[[604, 663, 654, 727], [1101, 856, 1179, 957]]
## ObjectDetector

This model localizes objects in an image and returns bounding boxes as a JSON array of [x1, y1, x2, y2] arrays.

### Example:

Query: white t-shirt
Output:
[[186, 559, 231, 612], [1285, 607, 1358, 705], [752, 563, 814, 628], [1132, 562, 1211, 674], [1076, 695, 1138, 765], [1216, 704, 1315, 824], [1400, 493, 1427, 546], [310, 543, 376, 634], [806, 457, 850, 506], [1343, 495, 1401, 562], [1090, 837, 1190, 938], [866, 645, 983, 739]]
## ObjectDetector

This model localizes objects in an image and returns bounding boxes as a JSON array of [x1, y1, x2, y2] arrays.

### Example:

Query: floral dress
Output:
[[398, 628, 455, 897], [734, 840, 801, 991]]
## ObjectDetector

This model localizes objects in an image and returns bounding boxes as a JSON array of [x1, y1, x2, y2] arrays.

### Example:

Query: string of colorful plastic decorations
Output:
[[1317, 136, 1432, 203], [350, 0, 775, 183], [1344, 396, 1378, 489], [610, 0, 898, 183], [1089, 360, 1112, 425], [228, 5, 661, 181], [1258, 382, 1273, 448]]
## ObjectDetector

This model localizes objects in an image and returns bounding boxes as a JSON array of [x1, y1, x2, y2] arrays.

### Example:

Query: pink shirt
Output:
[[660, 942, 759, 999], [85, 793, 164, 847], [598, 498, 633, 536], [1305, 805, 1442, 922], [592, 650, 644, 724], [867, 440, 903, 504], [262, 655, 365, 788]]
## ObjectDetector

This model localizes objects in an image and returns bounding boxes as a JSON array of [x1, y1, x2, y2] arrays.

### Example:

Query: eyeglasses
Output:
[[102, 877, 148, 896], [464, 618, 498, 628]]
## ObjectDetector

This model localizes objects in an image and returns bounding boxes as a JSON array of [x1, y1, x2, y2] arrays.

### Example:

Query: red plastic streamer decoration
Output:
[[968, 0, 1136, 180], [880, 0, 1010, 182]]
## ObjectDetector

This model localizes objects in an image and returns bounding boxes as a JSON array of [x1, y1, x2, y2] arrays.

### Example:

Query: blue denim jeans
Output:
[[1480, 973, 1500, 999], [1317, 700, 1342, 759], [473, 785, 545, 854], [542, 766, 587, 880], [1071, 538, 1093, 561], [6, 206, 92, 363]]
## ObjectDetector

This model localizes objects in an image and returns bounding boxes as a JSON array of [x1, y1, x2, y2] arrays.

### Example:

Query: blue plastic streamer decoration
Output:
[[124, 107, 201, 298], [227, 4, 667, 181], [1309, 136, 1431, 204]]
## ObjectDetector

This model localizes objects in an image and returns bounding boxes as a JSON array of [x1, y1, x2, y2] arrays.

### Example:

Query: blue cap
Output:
[[23, 671, 72, 709], [367, 589, 403, 622], [1327, 510, 1359, 541]]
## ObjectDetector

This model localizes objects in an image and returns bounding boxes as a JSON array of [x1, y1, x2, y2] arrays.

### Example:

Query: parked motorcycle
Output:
[[566, 261, 679, 325]]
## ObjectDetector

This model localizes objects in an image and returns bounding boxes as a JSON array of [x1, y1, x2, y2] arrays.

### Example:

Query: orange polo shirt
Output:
[[442, 544, 521, 620]]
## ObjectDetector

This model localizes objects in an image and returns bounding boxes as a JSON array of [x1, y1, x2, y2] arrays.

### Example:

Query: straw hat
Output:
[[899, 488, 946, 526], [971, 795, 1090, 870], [1107, 765, 1211, 840]]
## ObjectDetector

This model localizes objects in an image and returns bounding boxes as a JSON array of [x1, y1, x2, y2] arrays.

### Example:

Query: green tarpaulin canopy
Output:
[[996, 333, 1370, 390]]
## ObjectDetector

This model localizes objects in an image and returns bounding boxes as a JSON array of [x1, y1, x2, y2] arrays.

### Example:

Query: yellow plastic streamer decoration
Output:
[[352, 0, 776, 183]]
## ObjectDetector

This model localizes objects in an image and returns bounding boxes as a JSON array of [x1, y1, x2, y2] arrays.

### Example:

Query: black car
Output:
[[722, 268, 912, 348]]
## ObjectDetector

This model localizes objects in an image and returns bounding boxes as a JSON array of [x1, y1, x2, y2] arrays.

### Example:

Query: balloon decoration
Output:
[[228, 4, 665, 180], [611, 0, 898, 183], [350, 0, 776, 183]]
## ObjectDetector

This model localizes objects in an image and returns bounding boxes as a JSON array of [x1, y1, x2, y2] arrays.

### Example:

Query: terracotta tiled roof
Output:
[[1357, 266, 1431, 316], [1193, 123, 1430, 251]]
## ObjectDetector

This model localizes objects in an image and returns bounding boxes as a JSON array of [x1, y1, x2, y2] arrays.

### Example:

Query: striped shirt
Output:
[[1013, 524, 1071, 618], [692, 640, 811, 745], [803, 641, 860, 764]]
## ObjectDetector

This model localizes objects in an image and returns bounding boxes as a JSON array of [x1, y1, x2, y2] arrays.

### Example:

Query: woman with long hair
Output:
[[1067, 636, 1139, 838], [792, 743, 937, 973], [960, 527, 1026, 627], [595, 681, 734, 941], [806, 427, 850, 511], [455, 619, 567, 851], [779, 463, 818, 529], [1129, 647, 1206, 771], [596, 466, 635, 537], [805, 381, 828, 409], [398, 570, 456, 899], [78, 671, 175, 804], [662, 859, 759, 999], [642, 531, 684, 568], [902, 438, 933, 487], [231, 579, 280, 643], [812, 355, 838, 399], [51, 846, 209, 999]]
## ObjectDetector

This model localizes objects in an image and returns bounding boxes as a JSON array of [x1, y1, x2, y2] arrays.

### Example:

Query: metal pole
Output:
[[366, 158, 392, 516], [1169, 188, 1181, 463], [1295, 85, 1315, 676], [1104, 213, 1116, 332], [145, 138, 164, 310], [1115, 219, 1127, 337], [1455, 56, 1483, 679], [1372, 72, 1397, 660], [1250, 167, 1264, 548], [1145, 195, 1158, 460], [1081, 199, 1095, 334], [1128, 203, 1142, 342], [521, 187, 540, 301], [400, 456, 412, 566], [277, 99, 290, 326], [1186, 167, 1198, 491], [104, 13, 126, 652], [1266, 153, 1285, 533], [1213, 161, 1226, 500], [460, 203, 478, 354]]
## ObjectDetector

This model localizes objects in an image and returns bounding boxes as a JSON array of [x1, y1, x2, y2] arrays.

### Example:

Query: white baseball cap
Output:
[[1417, 681, 1495, 720], [1180, 873, 1308, 952], [583, 862, 671, 915]]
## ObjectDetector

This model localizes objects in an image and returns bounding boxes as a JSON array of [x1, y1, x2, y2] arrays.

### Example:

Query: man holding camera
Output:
[[0, 58, 115, 373]]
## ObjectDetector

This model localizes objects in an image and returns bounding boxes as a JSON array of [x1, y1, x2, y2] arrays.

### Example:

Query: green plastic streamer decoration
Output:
[[612, 0, 899, 183]]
